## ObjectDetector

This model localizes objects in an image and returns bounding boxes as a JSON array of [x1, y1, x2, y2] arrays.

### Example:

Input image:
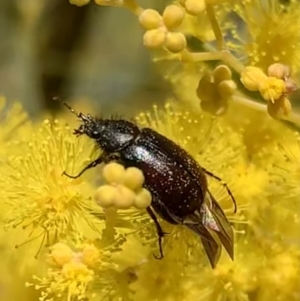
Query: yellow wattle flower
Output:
[[181, 239, 262, 301], [0, 96, 31, 157], [0, 96, 299, 301], [30, 242, 97, 301], [257, 247, 300, 300], [3, 0, 300, 298], [259, 77, 286, 103], [231, 0, 300, 73], [1, 118, 103, 256]]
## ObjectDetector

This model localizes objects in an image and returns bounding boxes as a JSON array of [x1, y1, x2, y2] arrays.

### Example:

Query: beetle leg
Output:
[[202, 168, 237, 213], [63, 152, 122, 179], [103, 152, 121, 164], [146, 207, 168, 260], [62, 155, 104, 179]]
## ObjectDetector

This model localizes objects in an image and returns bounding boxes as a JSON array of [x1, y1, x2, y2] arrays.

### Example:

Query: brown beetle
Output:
[[63, 103, 236, 268]]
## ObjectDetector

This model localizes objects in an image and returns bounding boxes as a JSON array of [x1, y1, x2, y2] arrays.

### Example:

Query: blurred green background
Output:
[[0, 0, 172, 118], [1, 0, 300, 122]]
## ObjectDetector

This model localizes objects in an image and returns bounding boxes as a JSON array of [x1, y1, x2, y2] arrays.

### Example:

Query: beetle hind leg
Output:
[[202, 167, 237, 213], [146, 207, 169, 260]]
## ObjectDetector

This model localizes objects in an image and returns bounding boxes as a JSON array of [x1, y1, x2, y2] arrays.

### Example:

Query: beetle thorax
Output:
[[92, 119, 140, 152]]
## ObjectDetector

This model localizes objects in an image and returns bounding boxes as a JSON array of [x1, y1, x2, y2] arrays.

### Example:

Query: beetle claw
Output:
[[153, 232, 165, 260], [153, 252, 164, 260], [62, 156, 104, 179], [61, 170, 78, 179]]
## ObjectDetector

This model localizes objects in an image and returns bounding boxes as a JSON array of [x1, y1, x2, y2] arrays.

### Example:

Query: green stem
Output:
[[103, 208, 118, 244], [124, 0, 143, 15], [181, 50, 222, 62], [95, 0, 143, 15], [181, 50, 246, 74], [221, 50, 246, 74], [233, 96, 300, 127], [204, 2, 246, 73], [232, 96, 267, 112], [205, 4, 226, 51]]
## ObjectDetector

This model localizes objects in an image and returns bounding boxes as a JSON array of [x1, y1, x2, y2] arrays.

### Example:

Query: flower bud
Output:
[[143, 28, 166, 49], [267, 63, 290, 79], [114, 186, 136, 209], [213, 65, 232, 85], [94, 185, 116, 208], [139, 9, 162, 30], [200, 98, 228, 116], [267, 63, 298, 94], [184, 0, 206, 16], [62, 261, 92, 280], [218, 80, 237, 99], [162, 5, 185, 30], [240, 66, 268, 91], [134, 188, 152, 209], [285, 78, 298, 94], [94, 0, 113, 6], [69, 0, 90, 6], [267, 96, 292, 119], [49, 243, 74, 267], [123, 167, 145, 191], [259, 77, 285, 103], [165, 32, 187, 53], [196, 73, 216, 102], [102, 162, 125, 184], [82, 244, 100, 267]]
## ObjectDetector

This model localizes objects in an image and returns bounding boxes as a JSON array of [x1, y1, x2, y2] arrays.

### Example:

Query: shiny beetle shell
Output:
[[63, 103, 236, 268]]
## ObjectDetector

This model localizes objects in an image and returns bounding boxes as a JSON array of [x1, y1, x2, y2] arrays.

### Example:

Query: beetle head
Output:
[[63, 102, 100, 138], [64, 102, 140, 152]]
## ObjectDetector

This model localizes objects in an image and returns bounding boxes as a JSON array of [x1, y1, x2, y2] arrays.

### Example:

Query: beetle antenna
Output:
[[65, 103, 89, 121], [63, 102, 80, 117], [53, 96, 89, 121]]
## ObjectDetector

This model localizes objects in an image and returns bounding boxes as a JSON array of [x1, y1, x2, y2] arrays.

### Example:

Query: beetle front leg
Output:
[[62, 154, 105, 179], [62, 152, 122, 179], [146, 207, 168, 260], [103, 152, 121, 164]]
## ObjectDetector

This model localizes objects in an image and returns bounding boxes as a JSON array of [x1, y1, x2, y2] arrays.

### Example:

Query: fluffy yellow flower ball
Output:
[[94, 163, 152, 210]]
